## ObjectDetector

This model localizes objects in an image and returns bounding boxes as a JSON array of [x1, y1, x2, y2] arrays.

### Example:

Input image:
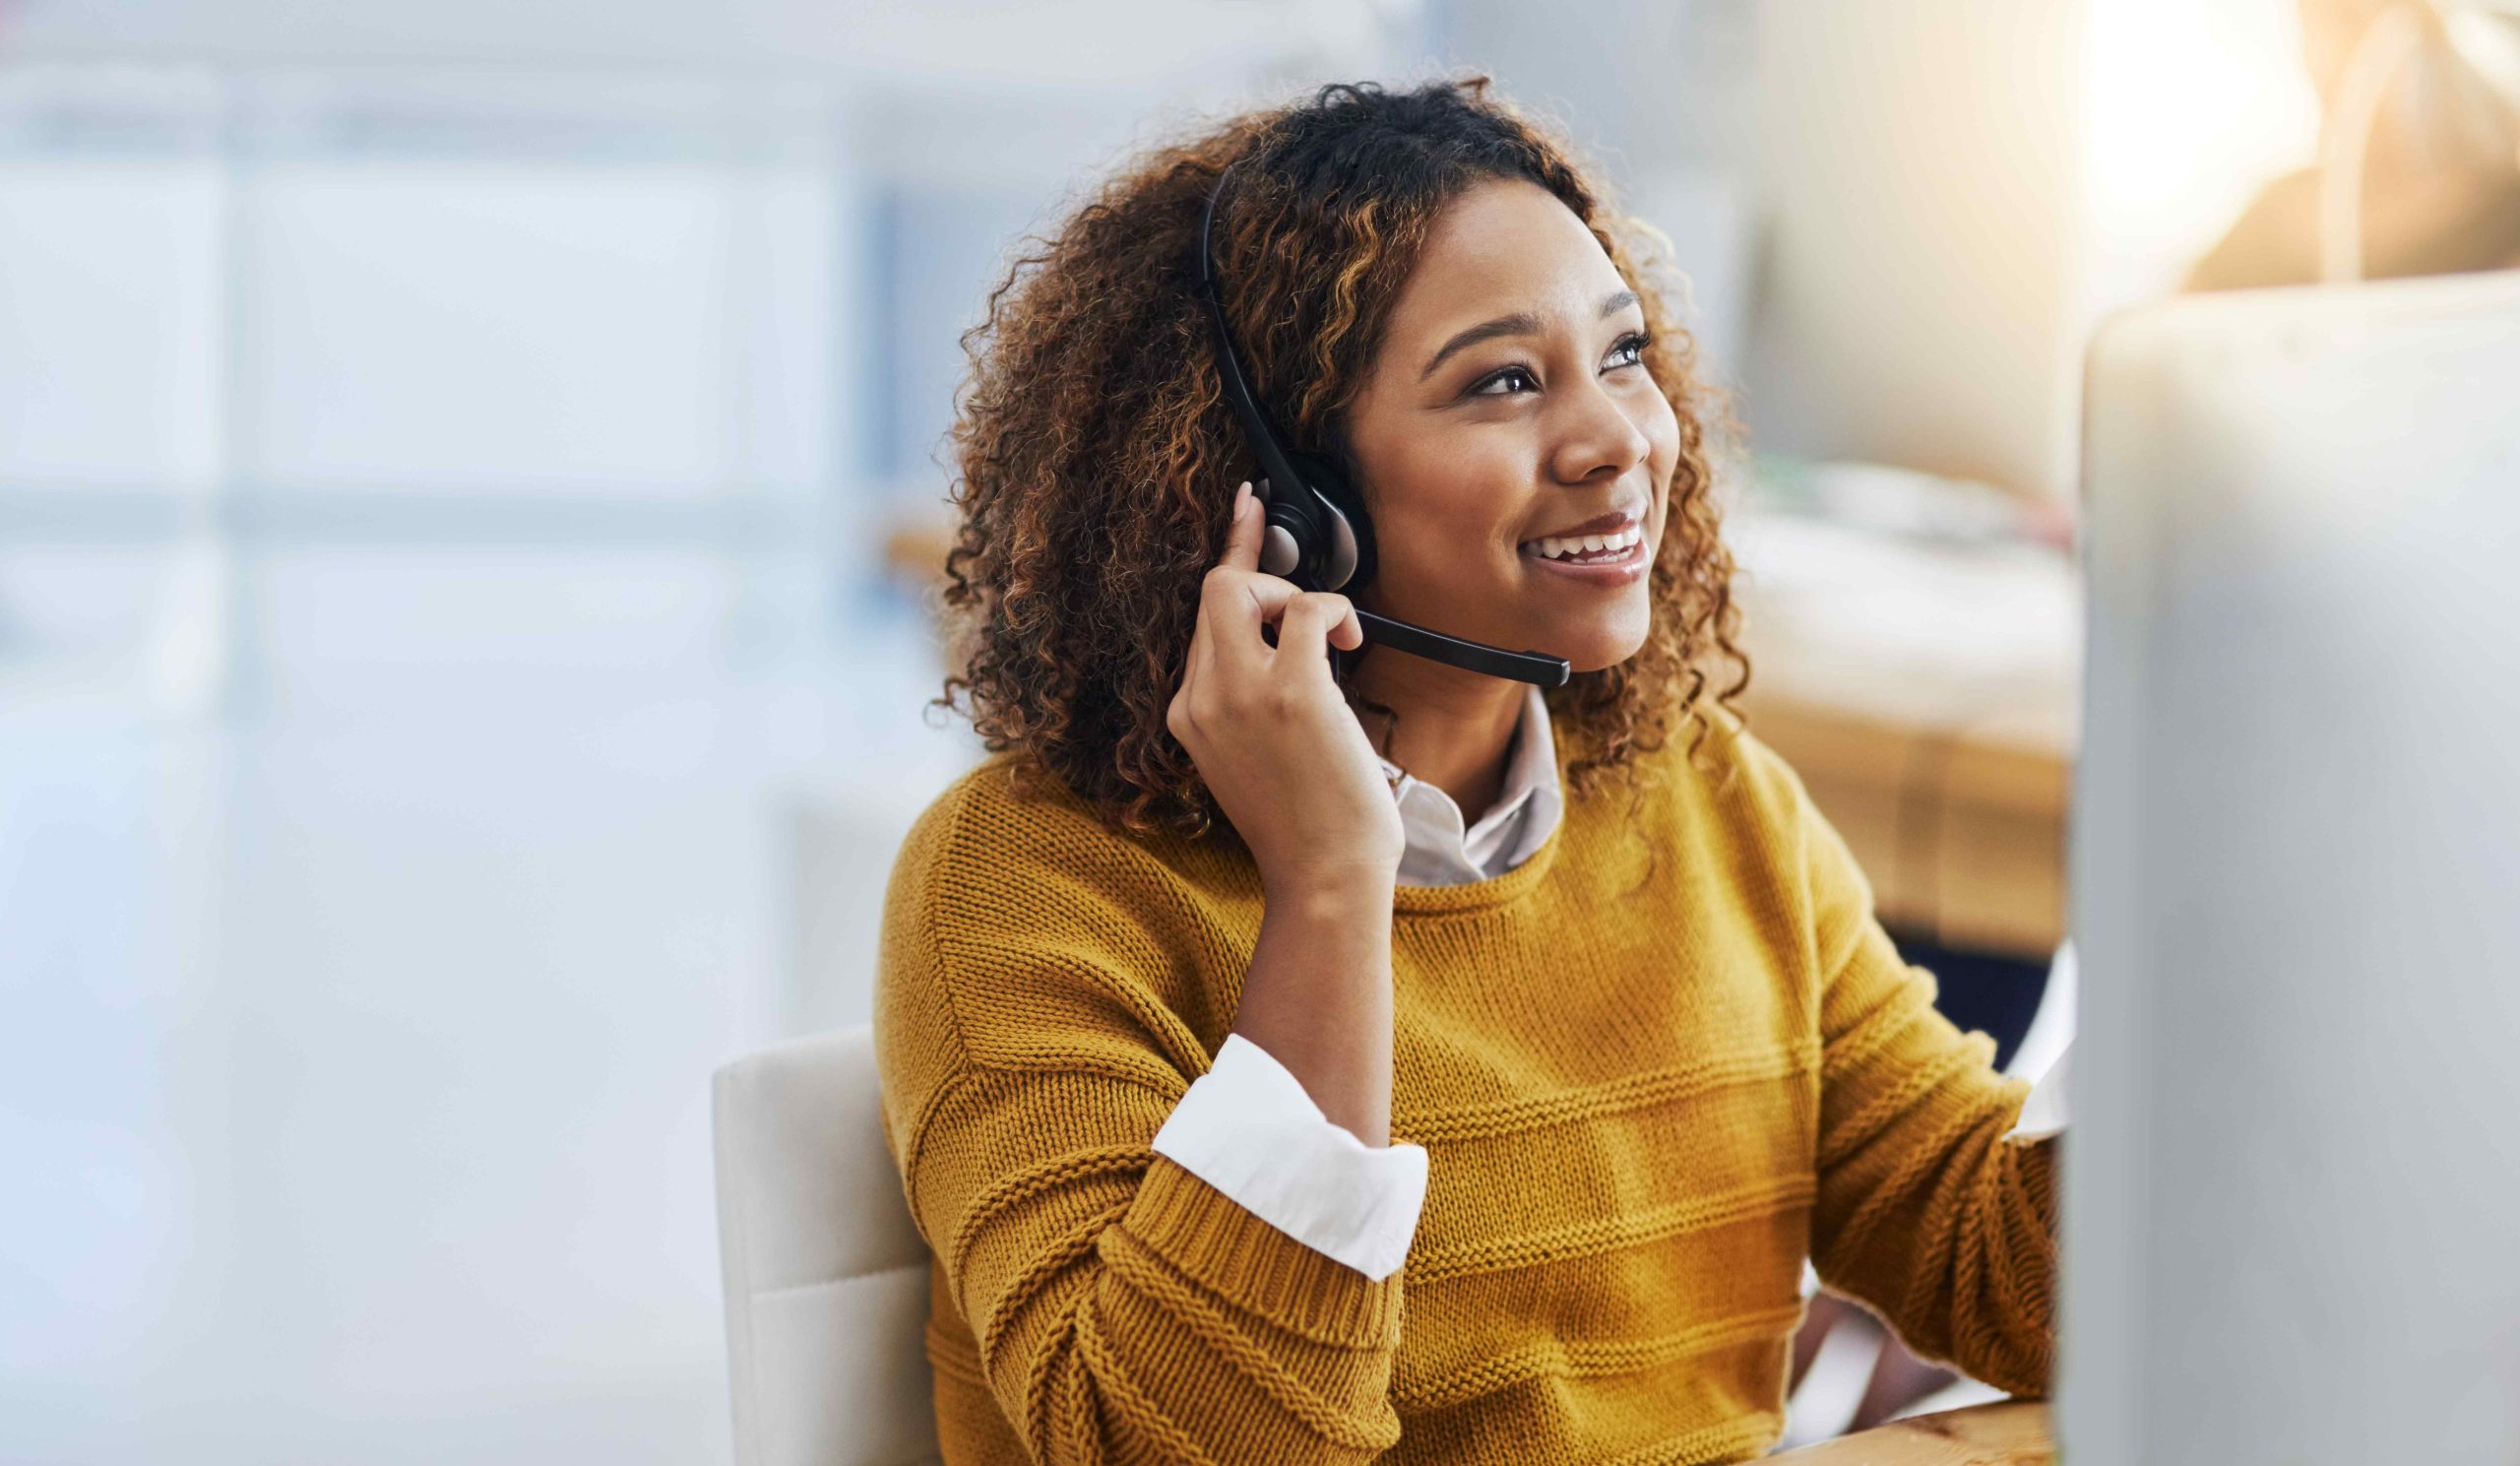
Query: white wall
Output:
[[0, 12, 1404, 1460]]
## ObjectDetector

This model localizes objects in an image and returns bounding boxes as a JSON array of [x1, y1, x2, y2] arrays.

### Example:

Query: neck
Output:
[[1346, 649, 1528, 819]]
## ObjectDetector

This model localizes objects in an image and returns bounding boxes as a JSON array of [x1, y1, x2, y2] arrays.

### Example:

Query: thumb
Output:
[[1219, 480, 1263, 572]]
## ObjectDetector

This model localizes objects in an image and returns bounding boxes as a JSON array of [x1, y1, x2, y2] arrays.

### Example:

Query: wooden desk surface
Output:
[[1770, 1401, 2052, 1463]]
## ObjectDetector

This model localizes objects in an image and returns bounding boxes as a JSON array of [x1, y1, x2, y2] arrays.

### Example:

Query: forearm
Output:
[[1812, 933, 2060, 1394], [1231, 875, 1397, 1146]]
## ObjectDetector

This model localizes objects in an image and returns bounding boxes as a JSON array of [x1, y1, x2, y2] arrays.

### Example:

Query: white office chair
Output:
[[713, 1025, 942, 1466]]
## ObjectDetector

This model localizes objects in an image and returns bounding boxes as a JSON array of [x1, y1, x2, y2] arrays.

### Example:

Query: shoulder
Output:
[[1622, 705, 1879, 926], [1644, 704, 1825, 852], [886, 753, 1227, 931], [876, 753, 1246, 1073], [1678, 707, 1888, 960], [890, 752, 1120, 893]]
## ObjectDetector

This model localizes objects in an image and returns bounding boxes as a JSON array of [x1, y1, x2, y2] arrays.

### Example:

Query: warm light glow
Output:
[[2083, 0, 2323, 299]]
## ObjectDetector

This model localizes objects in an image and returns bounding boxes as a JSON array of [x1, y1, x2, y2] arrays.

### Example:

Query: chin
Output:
[[1547, 610, 1654, 677]]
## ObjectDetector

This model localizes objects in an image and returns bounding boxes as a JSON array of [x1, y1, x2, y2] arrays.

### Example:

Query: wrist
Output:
[[1259, 862, 1397, 916]]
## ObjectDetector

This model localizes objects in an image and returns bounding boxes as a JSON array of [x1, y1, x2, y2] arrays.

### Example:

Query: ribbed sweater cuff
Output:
[[1126, 1155, 1407, 1347], [2010, 1127, 2062, 1237]]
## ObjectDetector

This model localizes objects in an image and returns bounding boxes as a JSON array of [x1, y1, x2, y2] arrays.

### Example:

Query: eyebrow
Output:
[[1419, 288, 1641, 381]]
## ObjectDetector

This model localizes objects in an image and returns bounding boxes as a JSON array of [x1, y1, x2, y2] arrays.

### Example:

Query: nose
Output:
[[1545, 370, 1654, 488]]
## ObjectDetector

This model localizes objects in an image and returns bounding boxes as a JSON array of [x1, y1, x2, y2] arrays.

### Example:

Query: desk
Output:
[[1728, 512, 2078, 960], [1770, 1401, 2052, 1463]]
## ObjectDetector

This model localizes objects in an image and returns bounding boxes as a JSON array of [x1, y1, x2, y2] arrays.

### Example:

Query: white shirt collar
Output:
[[1375, 682, 1563, 888]]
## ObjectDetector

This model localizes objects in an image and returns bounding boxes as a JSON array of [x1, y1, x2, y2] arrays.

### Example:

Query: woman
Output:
[[875, 77, 2055, 1464]]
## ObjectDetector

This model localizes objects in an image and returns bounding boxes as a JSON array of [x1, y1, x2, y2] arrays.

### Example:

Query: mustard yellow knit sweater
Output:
[[873, 717, 2056, 1464]]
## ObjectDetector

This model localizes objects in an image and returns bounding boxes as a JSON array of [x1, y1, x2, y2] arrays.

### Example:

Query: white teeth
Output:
[[1527, 524, 1642, 561]]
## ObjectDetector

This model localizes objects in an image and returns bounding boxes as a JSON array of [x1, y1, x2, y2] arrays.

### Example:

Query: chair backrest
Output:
[[713, 1024, 941, 1466]]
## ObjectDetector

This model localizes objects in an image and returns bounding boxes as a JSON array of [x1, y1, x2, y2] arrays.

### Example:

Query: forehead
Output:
[[1384, 178, 1625, 340]]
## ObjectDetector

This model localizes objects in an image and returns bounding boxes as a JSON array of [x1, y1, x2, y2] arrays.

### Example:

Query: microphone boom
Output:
[[1353, 609, 1570, 687]]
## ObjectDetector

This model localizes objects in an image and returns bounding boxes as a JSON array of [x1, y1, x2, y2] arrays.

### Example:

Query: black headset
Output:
[[1189, 162, 1571, 688]]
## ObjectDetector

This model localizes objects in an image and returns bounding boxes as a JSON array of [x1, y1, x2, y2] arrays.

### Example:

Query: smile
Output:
[[1520, 523, 1644, 564]]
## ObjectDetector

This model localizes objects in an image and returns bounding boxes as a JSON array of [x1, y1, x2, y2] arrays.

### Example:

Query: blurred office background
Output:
[[0, 0, 2359, 1460]]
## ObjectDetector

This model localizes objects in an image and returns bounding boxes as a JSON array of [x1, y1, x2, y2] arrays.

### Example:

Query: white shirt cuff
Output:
[[1150, 1033, 1428, 1281], [2006, 1044, 2070, 1141]]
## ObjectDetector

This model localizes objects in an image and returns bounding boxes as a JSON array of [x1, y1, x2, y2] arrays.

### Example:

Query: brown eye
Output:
[[1469, 364, 1540, 398]]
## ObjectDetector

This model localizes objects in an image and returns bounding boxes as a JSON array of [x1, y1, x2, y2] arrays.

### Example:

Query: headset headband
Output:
[[1192, 161, 1337, 579]]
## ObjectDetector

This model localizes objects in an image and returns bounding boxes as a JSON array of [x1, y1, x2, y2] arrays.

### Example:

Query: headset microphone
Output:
[[1189, 162, 1572, 690]]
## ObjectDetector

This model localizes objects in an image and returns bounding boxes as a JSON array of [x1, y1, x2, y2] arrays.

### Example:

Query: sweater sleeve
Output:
[[1780, 752, 2061, 1397], [873, 788, 1408, 1464]]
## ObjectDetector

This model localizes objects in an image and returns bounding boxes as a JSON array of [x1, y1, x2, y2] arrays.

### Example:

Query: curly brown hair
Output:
[[932, 76, 1747, 840]]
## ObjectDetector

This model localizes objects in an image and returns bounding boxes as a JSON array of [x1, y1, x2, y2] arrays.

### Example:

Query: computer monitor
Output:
[[2065, 268, 2520, 1462]]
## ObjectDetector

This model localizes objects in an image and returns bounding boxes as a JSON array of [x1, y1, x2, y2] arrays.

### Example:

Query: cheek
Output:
[[1641, 400, 1686, 530], [1377, 435, 1525, 558], [1647, 398, 1685, 486]]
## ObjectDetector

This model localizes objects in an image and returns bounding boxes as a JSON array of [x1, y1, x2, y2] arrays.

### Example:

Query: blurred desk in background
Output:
[[879, 506, 2080, 961], [1730, 510, 2078, 961]]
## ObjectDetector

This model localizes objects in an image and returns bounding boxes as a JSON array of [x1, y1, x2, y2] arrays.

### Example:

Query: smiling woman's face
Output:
[[1342, 177, 1680, 676]]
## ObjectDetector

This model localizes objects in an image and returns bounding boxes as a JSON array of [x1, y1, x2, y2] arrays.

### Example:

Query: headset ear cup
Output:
[[1290, 452, 1375, 594], [1259, 505, 1307, 580], [1313, 492, 1359, 591]]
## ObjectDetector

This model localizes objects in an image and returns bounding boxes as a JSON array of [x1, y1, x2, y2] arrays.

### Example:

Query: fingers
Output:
[[1274, 592, 1355, 673], [1202, 565, 1297, 671], [1197, 478, 1359, 673], [1220, 479, 1262, 572], [1328, 599, 1363, 653]]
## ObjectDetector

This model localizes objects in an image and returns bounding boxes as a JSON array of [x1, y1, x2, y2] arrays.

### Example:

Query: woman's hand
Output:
[[1171, 479, 1403, 1146], [1167, 480, 1405, 896]]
